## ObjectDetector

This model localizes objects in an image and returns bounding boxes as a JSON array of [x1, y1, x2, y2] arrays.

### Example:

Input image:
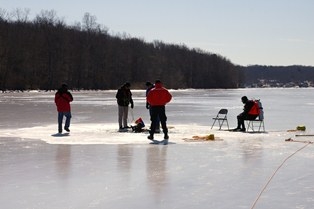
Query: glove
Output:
[[131, 103, 134, 109], [146, 103, 149, 109]]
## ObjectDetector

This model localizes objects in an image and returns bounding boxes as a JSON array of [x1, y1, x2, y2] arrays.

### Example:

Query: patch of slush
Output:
[[0, 123, 296, 145]]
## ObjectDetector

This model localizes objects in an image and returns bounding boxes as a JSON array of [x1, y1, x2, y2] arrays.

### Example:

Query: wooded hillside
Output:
[[0, 9, 241, 90]]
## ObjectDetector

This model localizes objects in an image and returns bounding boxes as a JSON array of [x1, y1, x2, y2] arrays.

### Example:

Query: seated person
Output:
[[233, 96, 259, 132]]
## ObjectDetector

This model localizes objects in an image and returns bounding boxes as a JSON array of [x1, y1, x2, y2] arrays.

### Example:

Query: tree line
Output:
[[0, 8, 242, 90], [243, 65, 314, 87]]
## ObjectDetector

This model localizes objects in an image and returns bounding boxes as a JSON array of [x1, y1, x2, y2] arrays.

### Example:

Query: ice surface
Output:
[[1, 88, 314, 209]]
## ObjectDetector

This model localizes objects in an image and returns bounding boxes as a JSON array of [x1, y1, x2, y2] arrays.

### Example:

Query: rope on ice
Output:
[[250, 141, 312, 209]]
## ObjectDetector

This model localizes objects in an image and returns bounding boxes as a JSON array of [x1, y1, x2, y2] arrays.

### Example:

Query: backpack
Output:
[[131, 117, 145, 133], [249, 100, 263, 116], [250, 99, 264, 120]]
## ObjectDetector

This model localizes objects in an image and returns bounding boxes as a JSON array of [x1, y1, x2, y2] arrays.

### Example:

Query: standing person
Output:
[[233, 96, 259, 132], [147, 80, 172, 145], [116, 82, 134, 131], [145, 81, 160, 133], [55, 83, 73, 134]]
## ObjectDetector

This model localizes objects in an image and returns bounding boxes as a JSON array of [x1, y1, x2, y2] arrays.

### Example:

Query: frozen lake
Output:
[[0, 88, 314, 209]]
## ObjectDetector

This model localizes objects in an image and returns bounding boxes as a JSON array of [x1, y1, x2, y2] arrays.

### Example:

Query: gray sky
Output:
[[1, 0, 313, 66]]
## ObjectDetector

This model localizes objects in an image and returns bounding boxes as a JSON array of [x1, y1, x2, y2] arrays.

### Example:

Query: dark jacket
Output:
[[146, 84, 154, 109], [116, 86, 133, 107]]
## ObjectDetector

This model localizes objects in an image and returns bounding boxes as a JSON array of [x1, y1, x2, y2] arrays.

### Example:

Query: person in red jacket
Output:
[[232, 96, 259, 132], [146, 80, 172, 144], [55, 83, 73, 133]]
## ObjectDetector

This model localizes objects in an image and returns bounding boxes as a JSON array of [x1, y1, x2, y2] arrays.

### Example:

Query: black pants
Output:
[[237, 113, 258, 129], [150, 106, 168, 136]]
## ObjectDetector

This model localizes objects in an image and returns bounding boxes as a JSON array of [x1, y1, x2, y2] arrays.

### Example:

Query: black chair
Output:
[[211, 109, 229, 130]]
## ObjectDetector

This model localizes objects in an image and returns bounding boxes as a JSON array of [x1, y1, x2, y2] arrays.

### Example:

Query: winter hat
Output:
[[124, 82, 131, 87], [146, 81, 152, 86], [241, 96, 248, 103]]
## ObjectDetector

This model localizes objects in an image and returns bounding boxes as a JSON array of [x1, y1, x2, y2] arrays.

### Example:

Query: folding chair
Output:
[[246, 117, 265, 132], [211, 109, 229, 130]]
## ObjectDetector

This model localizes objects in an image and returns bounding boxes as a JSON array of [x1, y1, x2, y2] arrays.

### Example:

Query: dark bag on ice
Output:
[[131, 117, 145, 133]]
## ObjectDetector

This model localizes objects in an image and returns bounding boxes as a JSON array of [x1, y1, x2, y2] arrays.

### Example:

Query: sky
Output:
[[1, 0, 313, 66]]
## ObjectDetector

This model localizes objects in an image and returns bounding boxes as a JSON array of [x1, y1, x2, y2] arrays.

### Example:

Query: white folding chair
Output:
[[246, 118, 265, 132]]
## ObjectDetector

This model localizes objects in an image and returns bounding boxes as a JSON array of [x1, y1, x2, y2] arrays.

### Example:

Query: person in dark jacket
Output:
[[233, 96, 259, 132], [116, 82, 134, 131], [147, 80, 172, 144], [55, 83, 73, 133], [145, 81, 160, 133]]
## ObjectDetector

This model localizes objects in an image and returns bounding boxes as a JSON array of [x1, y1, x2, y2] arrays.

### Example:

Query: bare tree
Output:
[[0, 8, 9, 22], [34, 10, 58, 25], [82, 12, 98, 32], [11, 8, 30, 22]]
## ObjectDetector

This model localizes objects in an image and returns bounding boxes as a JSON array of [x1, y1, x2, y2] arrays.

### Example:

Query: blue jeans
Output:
[[58, 112, 72, 133]]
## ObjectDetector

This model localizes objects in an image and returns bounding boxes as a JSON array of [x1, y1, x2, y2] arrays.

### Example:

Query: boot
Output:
[[147, 134, 154, 140]]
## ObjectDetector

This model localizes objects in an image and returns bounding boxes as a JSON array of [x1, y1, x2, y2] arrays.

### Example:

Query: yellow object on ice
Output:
[[296, 125, 306, 131], [206, 134, 215, 140], [192, 134, 215, 140], [185, 134, 222, 142]]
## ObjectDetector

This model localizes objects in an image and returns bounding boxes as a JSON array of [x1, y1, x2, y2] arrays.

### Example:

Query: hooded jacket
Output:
[[116, 85, 133, 107], [147, 82, 172, 106], [55, 88, 73, 112]]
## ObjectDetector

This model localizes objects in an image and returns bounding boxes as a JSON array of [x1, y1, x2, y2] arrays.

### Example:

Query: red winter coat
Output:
[[147, 83, 172, 106], [55, 92, 73, 112]]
